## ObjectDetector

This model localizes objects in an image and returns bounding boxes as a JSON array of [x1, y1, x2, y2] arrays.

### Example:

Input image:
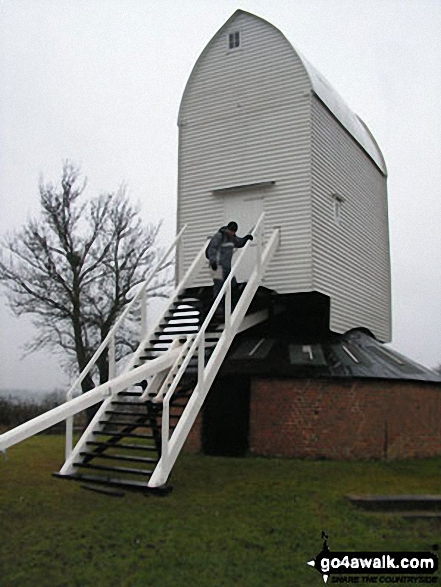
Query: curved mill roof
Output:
[[297, 50, 387, 175], [181, 10, 387, 175]]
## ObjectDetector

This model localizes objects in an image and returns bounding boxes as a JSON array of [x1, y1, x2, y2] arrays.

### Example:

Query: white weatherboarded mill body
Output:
[[177, 10, 391, 342]]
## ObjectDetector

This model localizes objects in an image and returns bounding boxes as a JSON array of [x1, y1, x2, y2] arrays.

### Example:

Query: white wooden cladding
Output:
[[177, 10, 391, 341], [310, 98, 391, 341], [177, 12, 312, 294]]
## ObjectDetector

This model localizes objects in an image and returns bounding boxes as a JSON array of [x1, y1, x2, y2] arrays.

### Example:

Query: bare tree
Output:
[[0, 162, 170, 391]]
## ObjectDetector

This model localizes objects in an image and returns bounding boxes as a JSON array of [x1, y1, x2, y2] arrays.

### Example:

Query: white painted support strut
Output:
[[0, 349, 181, 454], [0, 386, 110, 453], [65, 416, 74, 461], [140, 286, 147, 339], [108, 334, 116, 380]]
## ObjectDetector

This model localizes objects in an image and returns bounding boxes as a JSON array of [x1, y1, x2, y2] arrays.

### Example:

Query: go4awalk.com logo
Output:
[[307, 532, 439, 584]]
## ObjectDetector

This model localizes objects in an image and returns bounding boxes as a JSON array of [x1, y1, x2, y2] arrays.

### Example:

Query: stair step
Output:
[[156, 329, 200, 335], [105, 410, 149, 417], [86, 441, 158, 452], [100, 414, 178, 427], [117, 391, 143, 397], [110, 401, 144, 406], [146, 342, 185, 349], [99, 420, 152, 428], [138, 356, 208, 364], [159, 324, 200, 329], [149, 337, 194, 343], [140, 346, 217, 360], [138, 353, 192, 361], [80, 451, 158, 464], [165, 311, 200, 317], [161, 318, 200, 324], [53, 473, 172, 494], [161, 324, 200, 329], [139, 351, 187, 358], [149, 335, 221, 343], [74, 462, 154, 476], [94, 430, 155, 439]]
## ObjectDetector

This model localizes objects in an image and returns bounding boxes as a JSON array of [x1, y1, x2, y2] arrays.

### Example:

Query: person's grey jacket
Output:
[[207, 226, 252, 271]]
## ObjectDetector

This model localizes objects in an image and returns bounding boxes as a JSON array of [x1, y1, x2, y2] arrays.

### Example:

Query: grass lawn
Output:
[[0, 435, 440, 586]]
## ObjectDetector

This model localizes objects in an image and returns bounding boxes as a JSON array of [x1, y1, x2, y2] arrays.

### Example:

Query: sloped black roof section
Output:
[[183, 285, 439, 383], [222, 328, 441, 382]]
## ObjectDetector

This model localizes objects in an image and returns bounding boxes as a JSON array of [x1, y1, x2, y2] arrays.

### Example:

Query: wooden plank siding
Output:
[[177, 10, 391, 342], [177, 11, 313, 292], [310, 97, 391, 341]]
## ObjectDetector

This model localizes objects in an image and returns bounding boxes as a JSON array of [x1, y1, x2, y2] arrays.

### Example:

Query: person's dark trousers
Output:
[[212, 265, 238, 314]]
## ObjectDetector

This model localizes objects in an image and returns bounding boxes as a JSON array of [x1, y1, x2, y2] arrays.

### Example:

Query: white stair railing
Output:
[[149, 217, 280, 487], [0, 225, 187, 457], [0, 214, 279, 490], [58, 244, 210, 474], [139, 212, 266, 403], [0, 349, 182, 454], [58, 218, 268, 476]]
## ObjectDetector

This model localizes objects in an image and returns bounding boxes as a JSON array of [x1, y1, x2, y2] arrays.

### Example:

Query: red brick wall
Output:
[[249, 378, 441, 459], [183, 411, 203, 453]]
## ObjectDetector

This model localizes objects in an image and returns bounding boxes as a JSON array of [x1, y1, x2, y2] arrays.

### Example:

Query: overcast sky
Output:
[[0, 0, 440, 392]]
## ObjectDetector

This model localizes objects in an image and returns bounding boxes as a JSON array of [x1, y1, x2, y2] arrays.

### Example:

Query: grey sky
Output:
[[0, 0, 440, 391]]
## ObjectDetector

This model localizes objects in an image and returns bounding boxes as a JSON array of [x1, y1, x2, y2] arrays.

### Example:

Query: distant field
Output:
[[0, 388, 63, 403], [0, 436, 440, 587]]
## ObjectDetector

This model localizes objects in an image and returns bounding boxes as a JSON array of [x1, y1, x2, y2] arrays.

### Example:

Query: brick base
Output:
[[249, 378, 441, 459], [182, 411, 203, 453]]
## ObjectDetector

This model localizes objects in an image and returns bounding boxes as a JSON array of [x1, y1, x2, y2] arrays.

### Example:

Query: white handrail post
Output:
[[257, 221, 263, 274], [108, 334, 116, 380], [198, 331, 205, 384], [65, 382, 80, 461], [161, 400, 170, 472], [65, 416, 73, 461], [225, 280, 232, 334], [140, 286, 147, 339]]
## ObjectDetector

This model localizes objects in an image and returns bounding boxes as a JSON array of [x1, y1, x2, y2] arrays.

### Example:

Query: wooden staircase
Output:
[[1, 215, 280, 495], [54, 383, 192, 494], [53, 290, 223, 494]]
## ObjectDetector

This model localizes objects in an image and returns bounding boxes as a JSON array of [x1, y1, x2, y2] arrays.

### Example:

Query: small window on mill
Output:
[[332, 194, 344, 225], [228, 31, 240, 50]]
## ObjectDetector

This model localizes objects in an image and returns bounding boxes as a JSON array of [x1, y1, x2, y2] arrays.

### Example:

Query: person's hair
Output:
[[227, 221, 238, 232]]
